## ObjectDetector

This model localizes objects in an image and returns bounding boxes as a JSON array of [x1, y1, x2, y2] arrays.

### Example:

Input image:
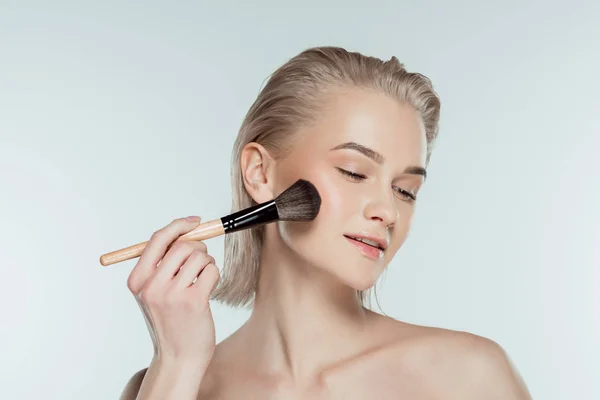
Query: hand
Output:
[[127, 216, 220, 368]]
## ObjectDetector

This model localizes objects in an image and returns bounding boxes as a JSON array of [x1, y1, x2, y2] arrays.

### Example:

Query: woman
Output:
[[121, 46, 531, 399]]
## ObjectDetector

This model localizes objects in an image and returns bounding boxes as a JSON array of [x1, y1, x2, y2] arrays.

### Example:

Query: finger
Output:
[[175, 251, 215, 289], [128, 217, 201, 292], [190, 263, 220, 303], [153, 240, 208, 283]]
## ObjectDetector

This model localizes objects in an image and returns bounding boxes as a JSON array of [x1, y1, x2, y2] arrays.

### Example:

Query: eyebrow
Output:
[[329, 141, 427, 179]]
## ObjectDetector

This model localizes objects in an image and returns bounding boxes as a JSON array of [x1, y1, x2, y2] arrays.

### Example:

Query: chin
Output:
[[330, 262, 382, 291], [341, 276, 378, 292]]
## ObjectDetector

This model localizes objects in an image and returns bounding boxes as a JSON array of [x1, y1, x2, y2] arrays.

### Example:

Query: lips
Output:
[[344, 235, 385, 260], [344, 235, 385, 251]]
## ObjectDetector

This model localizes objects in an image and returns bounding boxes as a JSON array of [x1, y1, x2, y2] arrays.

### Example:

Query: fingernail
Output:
[[186, 216, 200, 222]]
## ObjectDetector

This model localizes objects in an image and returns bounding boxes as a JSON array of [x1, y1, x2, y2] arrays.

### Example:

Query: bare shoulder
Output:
[[119, 368, 148, 400], [382, 319, 532, 399]]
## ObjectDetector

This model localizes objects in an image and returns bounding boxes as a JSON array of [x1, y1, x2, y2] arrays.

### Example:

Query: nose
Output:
[[364, 187, 399, 228]]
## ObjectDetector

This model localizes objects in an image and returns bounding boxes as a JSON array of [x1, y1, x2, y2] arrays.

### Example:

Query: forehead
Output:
[[297, 88, 427, 166]]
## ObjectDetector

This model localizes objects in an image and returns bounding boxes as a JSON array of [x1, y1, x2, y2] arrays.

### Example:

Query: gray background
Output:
[[1, 1, 598, 399]]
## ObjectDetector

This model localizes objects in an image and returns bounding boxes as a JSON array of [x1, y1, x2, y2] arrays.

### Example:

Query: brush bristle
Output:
[[274, 179, 321, 221]]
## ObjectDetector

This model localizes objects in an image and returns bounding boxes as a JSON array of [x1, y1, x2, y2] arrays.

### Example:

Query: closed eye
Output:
[[336, 167, 366, 181], [395, 187, 417, 201], [335, 168, 417, 201]]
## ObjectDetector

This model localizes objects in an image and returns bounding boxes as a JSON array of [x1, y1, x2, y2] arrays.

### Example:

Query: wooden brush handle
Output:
[[99, 218, 225, 266]]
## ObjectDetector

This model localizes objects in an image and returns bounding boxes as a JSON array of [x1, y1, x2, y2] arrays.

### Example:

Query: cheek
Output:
[[310, 170, 361, 233], [277, 173, 349, 251], [317, 177, 346, 221]]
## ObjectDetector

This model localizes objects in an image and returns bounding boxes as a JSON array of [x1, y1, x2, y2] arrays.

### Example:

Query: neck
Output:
[[241, 224, 374, 382]]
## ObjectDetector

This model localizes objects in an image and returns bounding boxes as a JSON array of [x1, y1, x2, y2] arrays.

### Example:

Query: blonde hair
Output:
[[211, 46, 441, 308]]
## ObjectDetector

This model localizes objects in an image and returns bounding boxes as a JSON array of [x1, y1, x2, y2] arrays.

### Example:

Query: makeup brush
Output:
[[99, 179, 321, 266]]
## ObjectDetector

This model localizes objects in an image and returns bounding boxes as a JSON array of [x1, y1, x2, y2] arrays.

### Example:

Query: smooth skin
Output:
[[121, 88, 532, 399]]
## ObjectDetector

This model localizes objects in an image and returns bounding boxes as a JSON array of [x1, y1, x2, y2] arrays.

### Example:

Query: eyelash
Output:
[[336, 168, 417, 201]]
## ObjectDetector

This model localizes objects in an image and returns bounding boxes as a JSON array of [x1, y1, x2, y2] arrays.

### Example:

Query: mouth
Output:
[[343, 235, 386, 250], [343, 235, 385, 260]]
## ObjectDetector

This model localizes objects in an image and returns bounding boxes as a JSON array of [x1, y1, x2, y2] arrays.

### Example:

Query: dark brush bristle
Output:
[[274, 179, 321, 221]]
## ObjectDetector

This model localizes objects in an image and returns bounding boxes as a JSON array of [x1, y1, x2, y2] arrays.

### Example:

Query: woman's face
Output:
[[273, 88, 427, 291]]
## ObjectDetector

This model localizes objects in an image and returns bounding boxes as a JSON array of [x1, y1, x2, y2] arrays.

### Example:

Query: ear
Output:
[[240, 142, 276, 204]]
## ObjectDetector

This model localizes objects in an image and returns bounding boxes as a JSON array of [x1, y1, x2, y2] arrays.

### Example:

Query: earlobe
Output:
[[240, 142, 275, 203]]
